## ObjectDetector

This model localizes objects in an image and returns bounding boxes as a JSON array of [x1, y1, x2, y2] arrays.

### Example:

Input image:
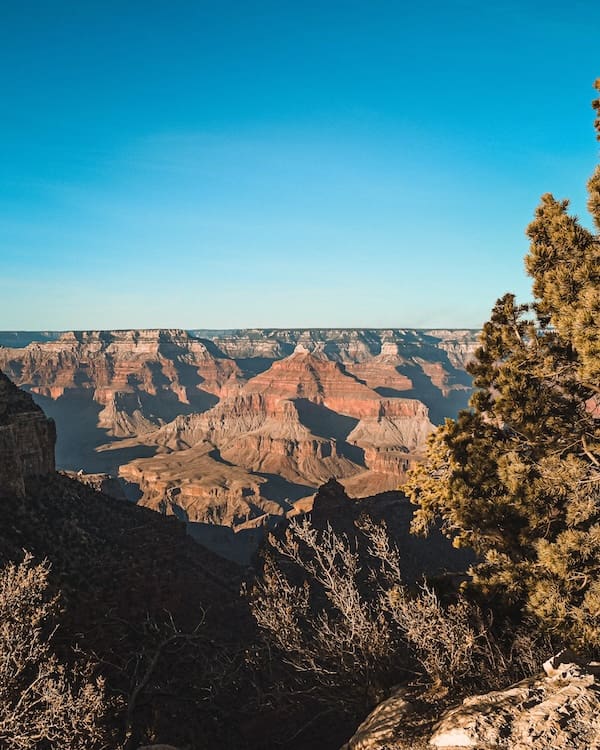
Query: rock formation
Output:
[[192, 328, 479, 371], [0, 370, 55, 497], [291, 479, 475, 584], [0, 329, 243, 465], [61, 469, 127, 500], [119, 442, 288, 527], [429, 652, 600, 749], [194, 328, 476, 423], [341, 651, 600, 750], [115, 350, 435, 533], [340, 688, 415, 750], [0, 329, 476, 542]]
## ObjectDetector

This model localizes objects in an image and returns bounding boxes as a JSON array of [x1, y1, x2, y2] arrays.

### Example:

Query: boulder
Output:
[[340, 688, 414, 749], [429, 655, 600, 749], [341, 654, 600, 750]]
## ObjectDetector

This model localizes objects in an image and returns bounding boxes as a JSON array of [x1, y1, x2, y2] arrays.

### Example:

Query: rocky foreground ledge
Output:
[[342, 651, 600, 749]]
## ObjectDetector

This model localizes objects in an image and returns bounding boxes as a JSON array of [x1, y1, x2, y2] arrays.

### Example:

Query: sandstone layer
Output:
[[0, 329, 242, 452], [116, 349, 435, 530], [0, 329, 476, 540]]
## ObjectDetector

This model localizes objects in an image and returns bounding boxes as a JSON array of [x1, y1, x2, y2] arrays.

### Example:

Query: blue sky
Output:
[[1, 0, 599, 329]]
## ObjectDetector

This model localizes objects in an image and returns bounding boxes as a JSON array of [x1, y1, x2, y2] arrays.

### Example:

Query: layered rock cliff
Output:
[[115, 350, 434, 530], [0, 371, 55, 497], [196, 328, 476, 422], [193, 327, 478, 371], [0, 329, 475, 537], [0, 329, 243, 469]]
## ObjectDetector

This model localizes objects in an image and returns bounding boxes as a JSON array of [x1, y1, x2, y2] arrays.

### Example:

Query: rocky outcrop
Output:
[[427, 329, 479, 370], [119, 442, 288, 526], [61, 470, 127, 500], [346, 342, 413, 393], [0, 371, 55, 497], [340, 688, 415, 750], [292, 479, 475, 584], [341, 652, 600, 750], [429, 652, 600, 749]]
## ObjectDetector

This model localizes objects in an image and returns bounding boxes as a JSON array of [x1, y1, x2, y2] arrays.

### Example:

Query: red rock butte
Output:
[[0, 328, 477, 550]]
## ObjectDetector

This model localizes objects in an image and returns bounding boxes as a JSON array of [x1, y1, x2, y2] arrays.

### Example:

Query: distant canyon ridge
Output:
[[0, 329, 477, 557]]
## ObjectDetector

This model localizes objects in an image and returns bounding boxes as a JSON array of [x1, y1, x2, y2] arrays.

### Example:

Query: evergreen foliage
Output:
[[407, 80, 600, 650]]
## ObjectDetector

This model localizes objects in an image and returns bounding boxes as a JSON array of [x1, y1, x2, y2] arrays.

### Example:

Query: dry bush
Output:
[[387, 583, 477, 690], [364, 516, 553, 691], [361, 517, 483, 691], [0, 554, 111, 750], [250, 518, 402, 713], [386, 583, 551, 693], [250, 516, 551, 713], [120, 611, 209, 749]]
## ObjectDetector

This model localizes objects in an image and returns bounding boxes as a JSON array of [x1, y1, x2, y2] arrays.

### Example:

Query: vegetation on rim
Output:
[[407, 79, 600, 650]]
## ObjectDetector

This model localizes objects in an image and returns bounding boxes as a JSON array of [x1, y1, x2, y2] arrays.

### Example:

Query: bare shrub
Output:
[[250, 516, 551, 713], [0, 554, 110, 749], [365, 515, 554, 691], [387, 583, 477, 690], [358, 517, 477, 688], [121, 611, 207, 750], [250, 518, 401, 713]]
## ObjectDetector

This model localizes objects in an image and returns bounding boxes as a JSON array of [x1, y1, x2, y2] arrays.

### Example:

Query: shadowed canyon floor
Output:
[[0, 328, 476, 559]]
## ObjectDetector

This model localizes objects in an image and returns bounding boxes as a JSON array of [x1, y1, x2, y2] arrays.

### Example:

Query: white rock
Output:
[[428, 726, 478, 747], [543, 648, 582, 677], [340, 688, 413, 749], [429, 656, 600, 749]]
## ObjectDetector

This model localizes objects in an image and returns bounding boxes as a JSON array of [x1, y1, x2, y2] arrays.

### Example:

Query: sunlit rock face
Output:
[[429, 653, 600, 750], [117, 349, 435, 528], [0, 371, 55, 497], [0, 329, 476, 538], [0, 329, 243, 435], [0, 329, 243, 470]]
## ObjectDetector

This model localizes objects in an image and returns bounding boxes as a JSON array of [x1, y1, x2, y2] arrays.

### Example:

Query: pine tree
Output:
[[407, 80, 600, 650]]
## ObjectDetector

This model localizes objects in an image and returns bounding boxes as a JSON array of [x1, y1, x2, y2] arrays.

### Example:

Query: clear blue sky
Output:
[[1, 0, 599, 330]]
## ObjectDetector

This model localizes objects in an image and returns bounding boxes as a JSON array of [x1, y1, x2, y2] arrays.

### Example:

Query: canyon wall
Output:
[[0, 371, 55, 497], [0, 329, 242, 470], [0, 328, 478, 535]]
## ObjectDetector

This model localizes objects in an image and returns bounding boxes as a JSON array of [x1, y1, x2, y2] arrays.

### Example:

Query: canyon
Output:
[[0, 328, 477, 556], [0, 357, 474, 749]]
